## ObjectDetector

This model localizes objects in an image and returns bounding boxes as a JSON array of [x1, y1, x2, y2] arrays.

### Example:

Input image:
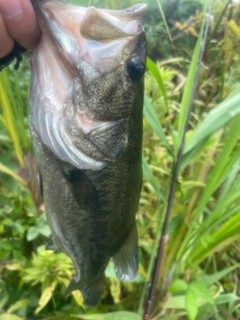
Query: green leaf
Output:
[[71, 311, 141, 320], [27, 226, 40, 241], [0, 314, 23, 320], [13, 222, 25, 235], [189, 282, 214, 305], [142, 155, 165, 201], [183, 87, 240, 158], [7, 300, 30, 314], [198, 265, 240, 287], [146, 58, 168, 109], [215, 293, 240, 305], [0, 75, 24, 167], [35, 281, 57, 314], [71, 290, 85, 308], [166, 296, 185, 309], [194, 114, 240, 217], [109, 278, 121, 304], [144, 94, 172, 153], [185, 288, 198, 320], [175, 10, 206, 155], [39, 225, 51, 237], [0, 163, 26, 186], [189, 213, 240, 265], [0, 67, 30, 155], [168, 279, 188, 293], [0, 294, 9, 311]]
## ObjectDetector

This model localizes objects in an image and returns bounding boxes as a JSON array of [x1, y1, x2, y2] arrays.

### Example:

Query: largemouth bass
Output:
[[29, 0, 147, 307]]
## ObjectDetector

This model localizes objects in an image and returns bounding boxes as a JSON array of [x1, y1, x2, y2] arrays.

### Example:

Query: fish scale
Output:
[[30, 0, 147, 307]]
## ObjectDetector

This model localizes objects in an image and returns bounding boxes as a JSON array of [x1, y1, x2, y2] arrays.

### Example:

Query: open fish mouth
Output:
[[30, 0, 147, 307], [30, 0, 146, 170]]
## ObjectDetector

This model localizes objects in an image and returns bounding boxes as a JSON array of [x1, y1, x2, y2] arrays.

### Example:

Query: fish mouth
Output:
[[33, 1, 146, 76], [30, 1, 146, 170]]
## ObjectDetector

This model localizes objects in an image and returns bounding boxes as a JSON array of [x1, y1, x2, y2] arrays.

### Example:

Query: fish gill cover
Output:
[[29, 0, 147, 307]]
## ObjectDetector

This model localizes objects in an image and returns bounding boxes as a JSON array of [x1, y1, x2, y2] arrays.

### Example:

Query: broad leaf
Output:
[[168, 279, 188, 293], [185, 289, 198, 320], [189, 282, 214, 305]]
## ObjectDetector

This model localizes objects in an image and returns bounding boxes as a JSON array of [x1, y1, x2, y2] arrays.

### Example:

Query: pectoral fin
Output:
[[113, 223, 138, 281], [62, 167, 98, 211]]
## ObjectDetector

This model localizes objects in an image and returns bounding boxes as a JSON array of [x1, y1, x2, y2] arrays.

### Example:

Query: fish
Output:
[[29, 0, 147, 307]]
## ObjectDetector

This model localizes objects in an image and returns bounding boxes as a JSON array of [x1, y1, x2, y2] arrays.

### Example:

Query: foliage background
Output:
[[0, 0, 240, 319]]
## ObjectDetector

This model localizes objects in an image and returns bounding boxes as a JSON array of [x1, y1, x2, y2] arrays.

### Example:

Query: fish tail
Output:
[[65, 273, 105, 308], [113, 223, 138, 281]]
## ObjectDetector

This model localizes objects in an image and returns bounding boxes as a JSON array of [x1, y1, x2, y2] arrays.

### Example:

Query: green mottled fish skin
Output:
[[30, 0, 147, 307]]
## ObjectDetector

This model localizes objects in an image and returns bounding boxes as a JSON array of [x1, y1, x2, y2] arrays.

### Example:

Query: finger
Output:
[[0, 14, 14, 58], [0, 0, 41, 50]]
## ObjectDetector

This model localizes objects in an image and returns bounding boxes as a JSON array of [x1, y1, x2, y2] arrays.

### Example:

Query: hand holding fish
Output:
[[0, 0, 40, 58]]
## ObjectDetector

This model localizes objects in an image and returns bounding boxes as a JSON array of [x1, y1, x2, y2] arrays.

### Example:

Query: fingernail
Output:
[[0, 0, 23, 18]]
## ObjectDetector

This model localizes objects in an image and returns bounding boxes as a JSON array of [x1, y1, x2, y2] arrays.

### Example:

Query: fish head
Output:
[[30, 1, 147, 170]]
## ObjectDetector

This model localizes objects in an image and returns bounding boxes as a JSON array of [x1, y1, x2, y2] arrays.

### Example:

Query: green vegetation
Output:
[[1, 0, 240, 319]]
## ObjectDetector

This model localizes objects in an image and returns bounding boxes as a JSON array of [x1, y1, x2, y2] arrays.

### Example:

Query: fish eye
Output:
[[126, 56, 145, 81]]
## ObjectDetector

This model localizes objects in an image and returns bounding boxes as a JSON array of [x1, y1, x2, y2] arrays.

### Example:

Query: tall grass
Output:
[[0, 65, 41, 210], [139, 1, 240, 318]]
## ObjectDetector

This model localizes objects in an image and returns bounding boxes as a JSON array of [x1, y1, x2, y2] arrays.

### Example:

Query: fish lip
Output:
[[103, 3, 147, 16], [124, 3, 147, 14]]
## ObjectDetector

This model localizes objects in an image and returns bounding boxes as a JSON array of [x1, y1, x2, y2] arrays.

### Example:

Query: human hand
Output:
[[0, 0, 41, 58]]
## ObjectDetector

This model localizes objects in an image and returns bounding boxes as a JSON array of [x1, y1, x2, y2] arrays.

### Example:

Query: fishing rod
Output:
[[143, 0, 215, 318]]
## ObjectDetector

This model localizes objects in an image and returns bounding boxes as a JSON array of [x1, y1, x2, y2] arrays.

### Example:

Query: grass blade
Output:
[[189, 212, 240, 265], [0, 163, 26, 185], [193, 113, 240, 220], [146, 58, 168, 109], [183, 87, 240, 158], [0, 73, 24, 167], [143, 94, 172, 153], [142, 155, 165, 202], [175, 29, 202, 155]]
